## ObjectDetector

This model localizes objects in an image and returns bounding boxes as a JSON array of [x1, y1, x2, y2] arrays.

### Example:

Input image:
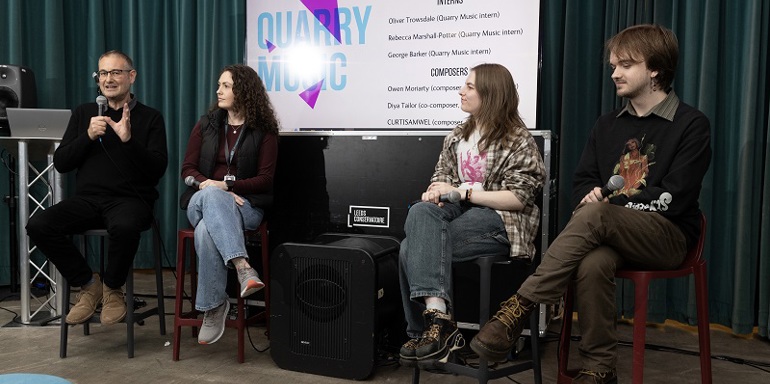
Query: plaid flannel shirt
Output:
[[431, 125, 546, 259]]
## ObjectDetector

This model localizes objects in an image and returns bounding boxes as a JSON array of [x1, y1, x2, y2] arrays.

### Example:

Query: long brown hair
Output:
[[461, 63, 525, 151], [210, 64, 280, 135]]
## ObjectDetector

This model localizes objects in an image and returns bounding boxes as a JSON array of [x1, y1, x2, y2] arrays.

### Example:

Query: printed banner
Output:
[[246, 0, 540, 130]]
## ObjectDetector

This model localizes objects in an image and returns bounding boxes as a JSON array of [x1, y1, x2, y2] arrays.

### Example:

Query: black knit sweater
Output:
[[572, 101, 711, 248], [53, 98, 168, 203]]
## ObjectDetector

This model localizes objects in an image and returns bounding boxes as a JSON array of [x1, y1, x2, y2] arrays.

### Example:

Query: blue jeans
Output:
[[399, 202, 509, 338], [186, 187, 264, 311]]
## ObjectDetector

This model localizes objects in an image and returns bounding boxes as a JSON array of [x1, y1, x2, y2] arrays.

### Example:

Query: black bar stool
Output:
[[59, 225, 166, 358], [412, 254, 542, 384]]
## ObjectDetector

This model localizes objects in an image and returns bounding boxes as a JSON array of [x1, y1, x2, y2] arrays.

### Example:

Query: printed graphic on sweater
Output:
[[613, 137, 656, 196]]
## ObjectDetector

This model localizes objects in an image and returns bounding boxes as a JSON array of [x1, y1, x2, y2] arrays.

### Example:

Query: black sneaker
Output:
[[415, 309, 464, 369]]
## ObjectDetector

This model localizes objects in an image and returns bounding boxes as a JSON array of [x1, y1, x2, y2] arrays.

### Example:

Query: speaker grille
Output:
[[291, 256, 350, 359], [0, 86, 20, 119]]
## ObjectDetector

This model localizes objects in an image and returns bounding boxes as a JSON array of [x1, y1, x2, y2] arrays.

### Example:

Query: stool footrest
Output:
[[443, 359, 535, 380]]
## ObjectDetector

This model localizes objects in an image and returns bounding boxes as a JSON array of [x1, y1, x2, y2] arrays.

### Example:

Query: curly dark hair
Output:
[[210, 64, 280, 135]]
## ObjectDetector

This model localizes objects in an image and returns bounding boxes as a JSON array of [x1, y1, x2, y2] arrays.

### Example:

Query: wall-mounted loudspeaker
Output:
[[270, 233, 403, 380], [0, 64, 37, 135]]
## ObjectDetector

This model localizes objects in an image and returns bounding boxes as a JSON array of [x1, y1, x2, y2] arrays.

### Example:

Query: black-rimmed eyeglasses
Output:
[[96, 69, 133, 78]]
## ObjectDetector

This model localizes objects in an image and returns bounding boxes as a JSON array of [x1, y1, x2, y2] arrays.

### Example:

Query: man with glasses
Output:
[[26, 50, 168, 326]]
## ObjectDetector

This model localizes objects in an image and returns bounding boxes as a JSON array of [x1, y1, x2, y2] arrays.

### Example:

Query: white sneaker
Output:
[[198, 300, 230, 345]]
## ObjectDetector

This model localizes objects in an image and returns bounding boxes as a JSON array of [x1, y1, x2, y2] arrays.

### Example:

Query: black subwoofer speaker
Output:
[[0, 64, 37, 135], [270, 233, 402, 380]]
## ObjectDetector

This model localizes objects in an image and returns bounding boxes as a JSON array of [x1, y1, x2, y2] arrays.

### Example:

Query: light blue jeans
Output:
[[399, 201, 509, 338], [186, 187, 264, 311]]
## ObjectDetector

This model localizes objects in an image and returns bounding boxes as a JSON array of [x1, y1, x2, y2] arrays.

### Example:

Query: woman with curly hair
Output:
[[180, 64, 279, 344]]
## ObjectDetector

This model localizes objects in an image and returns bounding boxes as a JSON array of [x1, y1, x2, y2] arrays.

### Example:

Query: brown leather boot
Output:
[[470, 294, 536, 362], [101, 284, 127, 325], [65, 273, 102, 325]]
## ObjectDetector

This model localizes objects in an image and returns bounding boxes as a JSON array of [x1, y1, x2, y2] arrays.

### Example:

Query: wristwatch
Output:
[[225, 179, 234, 191]]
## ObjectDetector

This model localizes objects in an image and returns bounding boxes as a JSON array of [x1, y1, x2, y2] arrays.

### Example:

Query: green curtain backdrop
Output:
[[1, 0, 768, 337]]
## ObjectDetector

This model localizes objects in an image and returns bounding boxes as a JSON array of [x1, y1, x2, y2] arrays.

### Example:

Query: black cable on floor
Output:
[[618, 339, 770, 372], [566, 334, 770, 375], [245, 321, 270, 353], [0, 293, 22, 325]]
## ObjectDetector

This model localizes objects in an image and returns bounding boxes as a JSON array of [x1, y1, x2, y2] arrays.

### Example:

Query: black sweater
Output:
[[572, 101, 711, 248], [54, 98, 168, 203]]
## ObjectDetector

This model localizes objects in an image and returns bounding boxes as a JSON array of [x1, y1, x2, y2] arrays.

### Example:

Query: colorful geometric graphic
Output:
[[265, 39, 277, 53], [301, 0, 341, 44], [299, 79, 325, 109]]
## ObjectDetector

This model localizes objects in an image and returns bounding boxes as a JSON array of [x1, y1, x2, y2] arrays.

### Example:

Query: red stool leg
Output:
[[629, 275, 651, 384], [173, 230, 188, 361], [694, 264, 712, 384], [236, 296, 246, 363], [259, 222, 270, 337], [189, 241, 199, 337], [558, 285, 577, 383]]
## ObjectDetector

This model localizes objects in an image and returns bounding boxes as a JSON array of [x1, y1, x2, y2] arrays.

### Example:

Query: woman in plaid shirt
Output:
[[398, 63, 545, 369]]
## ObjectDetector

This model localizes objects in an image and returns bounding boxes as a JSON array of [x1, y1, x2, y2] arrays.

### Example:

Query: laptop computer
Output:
[[4, 108, 71, 140]]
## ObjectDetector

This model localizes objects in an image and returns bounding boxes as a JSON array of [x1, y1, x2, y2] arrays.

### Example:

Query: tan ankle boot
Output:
[[101, 284, 126, 325], [66, 273, 102, 325]]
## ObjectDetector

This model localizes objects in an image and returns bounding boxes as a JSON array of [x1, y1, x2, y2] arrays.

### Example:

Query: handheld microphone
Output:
[[184, 175, 201, 188], [96, 95, 107, 116], [439, 190, 462, 203], [600, 175, 625, 198], [96, 95, 108, 142], [408, 189, 461, 210]]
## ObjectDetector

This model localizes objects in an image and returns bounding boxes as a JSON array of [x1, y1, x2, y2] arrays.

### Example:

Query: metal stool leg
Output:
[[59, 282, 70, 358], [529, 306, 542, 384], [126, 264, 135, 358], [153, 225, 166, 335]]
